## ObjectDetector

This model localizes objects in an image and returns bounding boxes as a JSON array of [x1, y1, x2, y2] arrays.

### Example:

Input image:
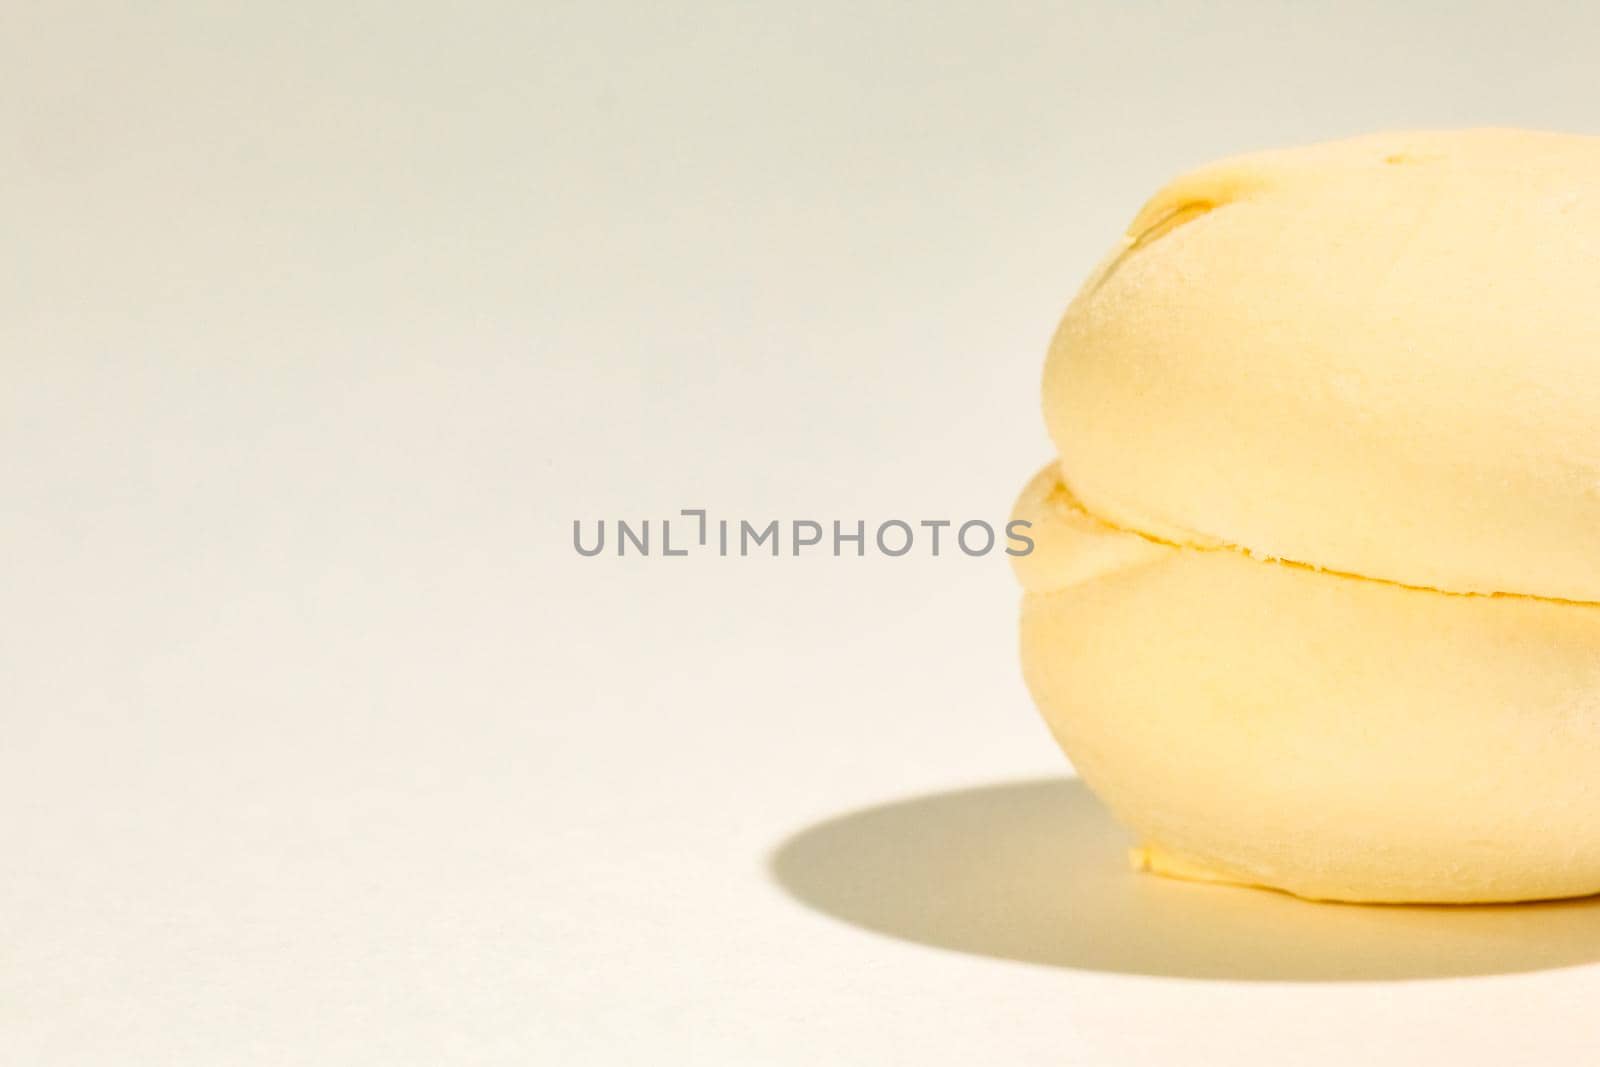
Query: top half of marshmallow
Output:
[[1045, 128, 1600, 602]]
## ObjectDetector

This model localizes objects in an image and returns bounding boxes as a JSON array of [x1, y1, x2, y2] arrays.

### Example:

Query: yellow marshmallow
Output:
[[1017, 130, 1600, 902]]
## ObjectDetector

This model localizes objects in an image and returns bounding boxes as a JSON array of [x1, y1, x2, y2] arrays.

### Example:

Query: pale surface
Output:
[[8, 3, 1600, 1065]]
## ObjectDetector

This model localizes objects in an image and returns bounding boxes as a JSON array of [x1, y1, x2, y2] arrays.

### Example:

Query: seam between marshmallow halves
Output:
[[1044, 479, 1600, 608]]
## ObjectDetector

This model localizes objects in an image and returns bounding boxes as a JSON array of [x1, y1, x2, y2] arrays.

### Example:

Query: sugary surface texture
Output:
[[1046, 129, 1600, 601]]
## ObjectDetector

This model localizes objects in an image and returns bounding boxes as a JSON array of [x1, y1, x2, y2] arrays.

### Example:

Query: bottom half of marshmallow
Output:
[[1012, 464, 1600, 903]]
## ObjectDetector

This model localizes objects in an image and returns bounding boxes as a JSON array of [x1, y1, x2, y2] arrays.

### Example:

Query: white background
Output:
[[6, 2, 1600, 1063]]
